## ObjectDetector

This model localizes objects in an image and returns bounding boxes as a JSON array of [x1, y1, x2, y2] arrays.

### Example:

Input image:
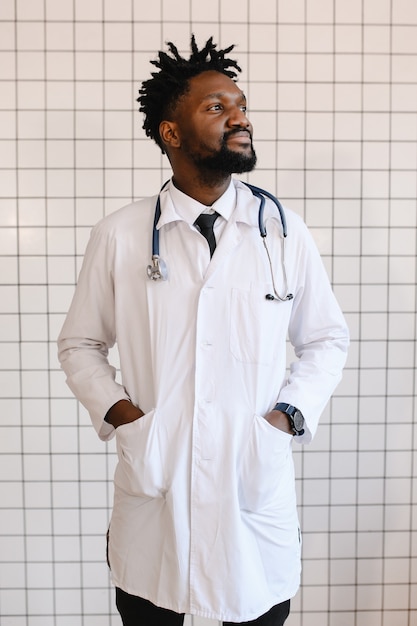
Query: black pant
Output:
[[115, 588, 290, 626]]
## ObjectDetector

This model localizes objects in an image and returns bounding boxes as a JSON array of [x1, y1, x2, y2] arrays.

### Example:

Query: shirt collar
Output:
[[157, 178, 237, 229]]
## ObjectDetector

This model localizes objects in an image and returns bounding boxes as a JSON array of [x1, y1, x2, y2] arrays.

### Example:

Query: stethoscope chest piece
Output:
[[147, 255, 168, 281]]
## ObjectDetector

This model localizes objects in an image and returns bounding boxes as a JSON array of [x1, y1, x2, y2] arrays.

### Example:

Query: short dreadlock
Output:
[[137, 35, 242, 153]]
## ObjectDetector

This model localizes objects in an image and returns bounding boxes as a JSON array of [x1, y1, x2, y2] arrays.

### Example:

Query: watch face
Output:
[[293, 410, 304, 431]]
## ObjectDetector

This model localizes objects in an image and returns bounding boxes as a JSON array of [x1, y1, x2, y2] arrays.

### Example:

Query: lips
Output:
[[225, 131, 252, 146]]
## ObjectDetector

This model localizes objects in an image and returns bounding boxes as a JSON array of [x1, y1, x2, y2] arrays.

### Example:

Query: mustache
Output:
[[223, 128, 253, 141]]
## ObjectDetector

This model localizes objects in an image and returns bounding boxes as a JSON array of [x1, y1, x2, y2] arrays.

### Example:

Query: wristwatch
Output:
[[274, 403, 305, 436]]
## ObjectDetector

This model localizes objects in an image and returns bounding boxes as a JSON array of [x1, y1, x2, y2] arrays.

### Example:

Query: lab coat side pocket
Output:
[[238, 414, 293, 513], [114, 409, 166, 498]]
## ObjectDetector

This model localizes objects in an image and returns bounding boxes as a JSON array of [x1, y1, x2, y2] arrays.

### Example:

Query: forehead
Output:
[[185, 70, 245, 103]]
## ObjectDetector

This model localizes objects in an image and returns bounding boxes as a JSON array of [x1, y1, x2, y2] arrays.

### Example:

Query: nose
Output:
[[228, 106, 251, 130]]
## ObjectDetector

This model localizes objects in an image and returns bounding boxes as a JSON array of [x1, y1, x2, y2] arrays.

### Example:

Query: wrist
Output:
[[264, 410, 293, 434], [274, 403, 305, 436]]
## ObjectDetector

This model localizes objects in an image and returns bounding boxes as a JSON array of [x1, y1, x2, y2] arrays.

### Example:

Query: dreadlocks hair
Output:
[[137, 35, 242, 153]]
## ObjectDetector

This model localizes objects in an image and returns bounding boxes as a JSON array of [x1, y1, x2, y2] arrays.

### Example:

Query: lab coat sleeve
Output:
[[277, 217, 349, 443], [57, 221, 129, 440]]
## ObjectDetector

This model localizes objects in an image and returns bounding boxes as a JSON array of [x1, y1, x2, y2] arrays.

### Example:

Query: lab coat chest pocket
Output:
[[230, 285, 290, 365], [239, 414, 294, 513], [114, 409, 166, 498]]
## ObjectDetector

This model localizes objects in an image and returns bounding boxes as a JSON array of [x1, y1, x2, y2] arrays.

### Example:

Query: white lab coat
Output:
[[58, 179, 349, 622]]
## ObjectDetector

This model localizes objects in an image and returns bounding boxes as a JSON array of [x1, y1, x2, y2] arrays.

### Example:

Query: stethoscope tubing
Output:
[[242, 182, 288, 239], [152, 180, 170, 257]]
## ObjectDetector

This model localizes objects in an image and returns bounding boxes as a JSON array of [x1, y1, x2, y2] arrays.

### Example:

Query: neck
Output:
[[172, 171, 232, 206]]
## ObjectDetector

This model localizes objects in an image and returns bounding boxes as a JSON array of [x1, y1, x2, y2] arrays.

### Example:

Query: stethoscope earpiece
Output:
[[265, 293, 293, 302]]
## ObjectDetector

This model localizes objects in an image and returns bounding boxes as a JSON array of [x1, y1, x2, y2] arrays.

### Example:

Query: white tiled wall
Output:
[[1, 0, 416, 624]]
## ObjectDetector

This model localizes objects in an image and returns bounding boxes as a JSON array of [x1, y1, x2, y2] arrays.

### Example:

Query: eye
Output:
[[207, 103, 223, 111]]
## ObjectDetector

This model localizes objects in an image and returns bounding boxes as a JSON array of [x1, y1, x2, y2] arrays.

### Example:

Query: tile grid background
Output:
[[0, 0, 416, 624]]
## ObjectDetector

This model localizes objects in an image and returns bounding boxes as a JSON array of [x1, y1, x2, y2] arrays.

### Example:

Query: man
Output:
[[58, 37, 349, 626]]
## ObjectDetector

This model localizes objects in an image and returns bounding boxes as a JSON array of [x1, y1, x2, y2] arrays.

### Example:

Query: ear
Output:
[[159, 121, 181, 149]]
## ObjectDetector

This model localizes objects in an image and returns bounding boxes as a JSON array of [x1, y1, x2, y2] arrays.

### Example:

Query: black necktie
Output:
[[194, 212, 219, 257]]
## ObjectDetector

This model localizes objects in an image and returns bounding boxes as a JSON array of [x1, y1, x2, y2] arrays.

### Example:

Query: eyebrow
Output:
[[201, 91, 247, 102]]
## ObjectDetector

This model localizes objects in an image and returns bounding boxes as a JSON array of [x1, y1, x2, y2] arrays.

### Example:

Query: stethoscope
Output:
[[147, 181, 293, 302]]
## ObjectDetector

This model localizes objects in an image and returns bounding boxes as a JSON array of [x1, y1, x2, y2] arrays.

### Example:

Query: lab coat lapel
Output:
[[203, 218, 243, 281], [203, 182, 258, 282]]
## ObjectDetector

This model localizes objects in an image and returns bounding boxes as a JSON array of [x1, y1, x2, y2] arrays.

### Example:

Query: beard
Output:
[[183, 131, 257, 177], [200, 143, 257, 174]]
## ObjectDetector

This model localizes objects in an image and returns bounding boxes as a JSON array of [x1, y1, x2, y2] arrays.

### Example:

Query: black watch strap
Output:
[[274, 402, 305, 436]]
